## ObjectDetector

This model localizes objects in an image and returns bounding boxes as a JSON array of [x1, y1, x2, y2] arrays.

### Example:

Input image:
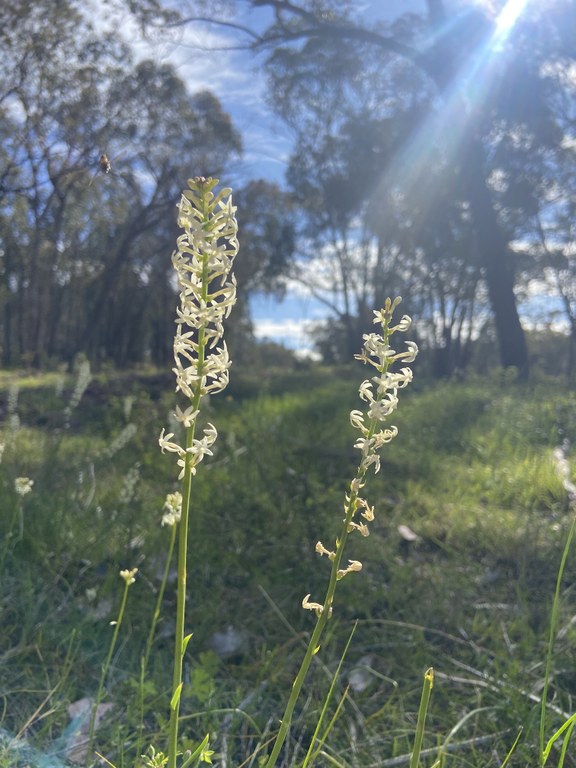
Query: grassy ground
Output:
[[1, 364, 575, 767]]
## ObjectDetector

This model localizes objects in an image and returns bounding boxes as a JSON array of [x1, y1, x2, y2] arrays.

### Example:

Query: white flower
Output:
[[391, 314, 412, 332], [350, 410, 367, 431], [315, 541, 336, 560], [347, 520, 370, 537], [174, 405, 199, 428], [367, 392, 398, 420], [161, 179, 238, 481], [119, 567, 138, 585], [337, 560, 363, 580], [358, 380, 374, 403], [162, 492, 183, 526], [14, 477, 33, 496], [159, 430, 185, 457], [394, 341, 418, 363], [302, 594, 326, 616]]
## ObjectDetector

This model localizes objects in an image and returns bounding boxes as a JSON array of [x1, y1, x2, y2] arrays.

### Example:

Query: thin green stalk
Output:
[[87, 574, 134, 765], [409, 668, 434, 768], [542, 712, 576, 766], [167, 418, 199, 768], [136, 522, 177, 758], [264, 608, 331, 767], [264, 467, 371, 767], [301, 622, 357, 768], [557, 720, 576, 767], [0, 503, 20, 571], [265, 301, 416, 767], [539, 516, 576, 764], [143, 522, 178, 674]]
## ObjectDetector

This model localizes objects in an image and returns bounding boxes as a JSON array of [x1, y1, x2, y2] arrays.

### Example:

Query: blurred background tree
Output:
[[127, 0, 576, 377], [0, 0, 297, 368], [2, 0, 575, 377]]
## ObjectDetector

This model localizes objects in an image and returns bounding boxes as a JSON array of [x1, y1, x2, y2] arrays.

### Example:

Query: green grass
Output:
[[1, 369, 575, 767]]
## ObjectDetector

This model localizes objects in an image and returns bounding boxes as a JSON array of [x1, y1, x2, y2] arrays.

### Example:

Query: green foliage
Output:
[[1, 370, 576, 767]]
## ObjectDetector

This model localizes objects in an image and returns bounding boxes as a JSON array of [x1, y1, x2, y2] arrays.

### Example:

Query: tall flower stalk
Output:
[[158, 177, 239, 768], [265, 297, 417, 767]]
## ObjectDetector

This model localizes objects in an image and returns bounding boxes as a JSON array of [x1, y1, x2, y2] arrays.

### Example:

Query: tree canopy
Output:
[[0, 0, 295, 367], [2, 0, 575, 376], [129, 0, 576, 376]]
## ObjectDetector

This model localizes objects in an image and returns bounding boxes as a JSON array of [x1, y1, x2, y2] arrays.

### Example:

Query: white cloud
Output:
[[253, 316, 322, 359]]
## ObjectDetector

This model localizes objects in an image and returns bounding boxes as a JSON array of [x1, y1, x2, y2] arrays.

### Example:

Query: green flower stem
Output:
[[539, 514, 576, 765], [143, 522, 178, 674], [137, 522, 177, 759], [264, 605, 331, 768], [410, 667, 434, 768], [167, 443, 194, 768], [265, 341, 394, 767], [265, 449, 376, 766], [87, 578, 132, 765]]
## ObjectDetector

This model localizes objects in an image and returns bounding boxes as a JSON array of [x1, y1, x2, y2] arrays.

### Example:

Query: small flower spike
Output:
[[171, 178, 239, 402], [304, 297, 417, 617], [159, 178, 239, 480], [162, 492, 183, 527]]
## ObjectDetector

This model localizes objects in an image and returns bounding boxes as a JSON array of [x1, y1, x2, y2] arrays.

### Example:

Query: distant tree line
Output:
[[0, 0, 292, 368], [2, 0, 576, 378]]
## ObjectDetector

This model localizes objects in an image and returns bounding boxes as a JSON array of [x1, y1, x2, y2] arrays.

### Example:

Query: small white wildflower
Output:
[[347, 520, 370, 537], [393, 341, 418, 363], [0, 442, 5, 464], [174, 404, 199, 428], [159, 429, 186, 456], [302, 594, 326, 616], [390, 314, 412, 333], [162, 491, 183, 527], [553, 444, 576, 500], [315, 541, 336, 560], [367, 391, 398, 420], [350, 478, 365, 494], [68, 360, 92, 411], [123, 396, 135, 421], [350, 410, 366, 431], [371, 426, 399, 447], [304, 298, 416, 621], [14, 477, 33, 496], [7, 383, 19, 415], [337, 560, 363, 580], [358, 380, 374, 403], [119, 568, 138, 586], [358, 499, 375, 521], [161, 178, 238, 480]]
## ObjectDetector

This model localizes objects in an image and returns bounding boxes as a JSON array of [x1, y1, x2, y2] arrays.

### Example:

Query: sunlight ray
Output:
[[370, 0, 532, 221]]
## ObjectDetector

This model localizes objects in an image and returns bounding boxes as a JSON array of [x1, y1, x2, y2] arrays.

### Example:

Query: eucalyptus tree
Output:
[[0, 0, 241, 366], [131, 0, 576, 376]]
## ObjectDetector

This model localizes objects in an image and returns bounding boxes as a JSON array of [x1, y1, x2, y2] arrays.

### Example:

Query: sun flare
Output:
[[494, 0, 530, 35]]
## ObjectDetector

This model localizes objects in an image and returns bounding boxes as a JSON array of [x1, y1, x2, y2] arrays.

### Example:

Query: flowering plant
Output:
[[158, 177, 239, 768], [265, 296, 418, 766]]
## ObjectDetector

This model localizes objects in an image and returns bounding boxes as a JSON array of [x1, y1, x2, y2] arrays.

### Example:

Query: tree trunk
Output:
[[463, 136, 529, 377]]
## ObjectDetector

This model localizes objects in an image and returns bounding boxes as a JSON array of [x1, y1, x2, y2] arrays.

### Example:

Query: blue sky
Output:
[[145, 1, 429, 353], [117, 0, 563, 355]]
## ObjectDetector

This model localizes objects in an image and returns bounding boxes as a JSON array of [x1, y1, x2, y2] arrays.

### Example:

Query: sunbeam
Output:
[[369, 0, 533, 221], [495, 0, 530, 36]]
